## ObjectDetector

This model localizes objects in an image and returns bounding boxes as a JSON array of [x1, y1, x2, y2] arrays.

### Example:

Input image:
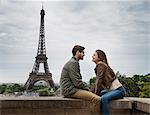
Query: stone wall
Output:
[[0, 97, 149, 115]]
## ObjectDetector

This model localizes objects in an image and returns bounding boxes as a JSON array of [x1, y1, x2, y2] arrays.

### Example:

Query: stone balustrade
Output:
[[0, 97, 149, 115]]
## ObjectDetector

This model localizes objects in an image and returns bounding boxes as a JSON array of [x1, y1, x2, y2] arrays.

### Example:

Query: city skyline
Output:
[[0, 0, 149, 83]]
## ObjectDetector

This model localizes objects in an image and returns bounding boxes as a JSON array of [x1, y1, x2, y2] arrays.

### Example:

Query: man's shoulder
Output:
[[64, 58, 78, 67], [71, 58, 78, 63], [68, 58, 78, 64]]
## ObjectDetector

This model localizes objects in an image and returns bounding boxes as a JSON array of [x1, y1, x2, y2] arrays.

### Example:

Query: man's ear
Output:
[[76, 51, 80, 55]]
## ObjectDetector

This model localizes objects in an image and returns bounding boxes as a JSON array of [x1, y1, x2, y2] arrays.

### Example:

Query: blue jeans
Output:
[[100, 86, 126, 115]]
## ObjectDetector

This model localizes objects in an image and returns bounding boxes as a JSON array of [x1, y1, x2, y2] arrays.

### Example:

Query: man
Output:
[[60, 45, 100, 104]]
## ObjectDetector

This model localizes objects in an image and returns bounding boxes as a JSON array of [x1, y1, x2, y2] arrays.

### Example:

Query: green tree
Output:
[[136, 74, 150, 98], [32, 85, 48, 91], [11, 83, 25, 92], [0, 84, 7, 94], [89, 77, 96, 85], [37, 88, 55, 96], [4, 85, 13, 94], [118, 75, 139, 97]]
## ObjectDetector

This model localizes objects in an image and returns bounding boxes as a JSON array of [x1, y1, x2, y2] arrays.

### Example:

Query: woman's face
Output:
[[92, 52, 100, 63]]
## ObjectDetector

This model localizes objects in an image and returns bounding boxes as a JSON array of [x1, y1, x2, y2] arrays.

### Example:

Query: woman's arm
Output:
[[95, 78, 103, 95], [94, 63, 106, 95]]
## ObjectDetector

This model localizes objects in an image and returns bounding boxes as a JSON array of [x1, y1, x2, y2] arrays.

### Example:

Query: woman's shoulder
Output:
[[96, 61, 107, 70], [97, 61, 107, 67]]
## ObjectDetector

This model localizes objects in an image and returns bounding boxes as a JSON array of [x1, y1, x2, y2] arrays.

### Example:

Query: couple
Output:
[[60, 45, 126, 115]]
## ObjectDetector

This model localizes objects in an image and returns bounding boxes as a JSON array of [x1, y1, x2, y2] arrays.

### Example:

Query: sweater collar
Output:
[[72, 56, 79, 61]]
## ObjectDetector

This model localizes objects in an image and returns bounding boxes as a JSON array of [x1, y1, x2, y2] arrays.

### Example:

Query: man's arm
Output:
[[69, 62, 88, 90]]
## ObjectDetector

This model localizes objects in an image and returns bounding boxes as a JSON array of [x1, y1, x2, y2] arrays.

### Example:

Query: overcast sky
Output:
[[0, 0, 149, 84]]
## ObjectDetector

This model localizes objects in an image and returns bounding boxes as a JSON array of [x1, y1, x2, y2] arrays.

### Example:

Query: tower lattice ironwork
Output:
[[25, 6, 54, 90]]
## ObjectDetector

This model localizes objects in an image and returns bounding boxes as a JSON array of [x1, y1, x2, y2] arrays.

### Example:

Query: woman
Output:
[[92, 49, 126, 115]]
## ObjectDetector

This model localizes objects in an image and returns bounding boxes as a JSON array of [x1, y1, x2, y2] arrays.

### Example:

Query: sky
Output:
[[0, 0, 149, 84]]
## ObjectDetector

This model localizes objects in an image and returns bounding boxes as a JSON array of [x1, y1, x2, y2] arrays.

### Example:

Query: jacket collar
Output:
[[96, 61, 104, 65], [72, 56, 79, 61]]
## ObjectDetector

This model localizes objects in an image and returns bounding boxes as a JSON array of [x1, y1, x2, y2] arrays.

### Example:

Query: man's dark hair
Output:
[[72, 45, 85, 56]]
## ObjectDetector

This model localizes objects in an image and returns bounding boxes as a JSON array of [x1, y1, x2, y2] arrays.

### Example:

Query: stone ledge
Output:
[[127, 97, 150, 113], [0, 97, 91, 109], [0, 97, 149, 115], [110, 98, 132, 109], [0, 97, 92, 115]]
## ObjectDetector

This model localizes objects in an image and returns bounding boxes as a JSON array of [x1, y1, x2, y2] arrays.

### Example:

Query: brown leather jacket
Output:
[[93, 61, 116, 96]]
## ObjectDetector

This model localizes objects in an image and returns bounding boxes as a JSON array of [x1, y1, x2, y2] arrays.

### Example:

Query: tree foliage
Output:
[[0, 84, 7, 94], [137, 76, 150, 97], [0, 83, 24, 94]]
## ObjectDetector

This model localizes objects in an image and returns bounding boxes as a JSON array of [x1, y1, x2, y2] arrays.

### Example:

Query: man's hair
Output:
[[72, 45, 85, 56]]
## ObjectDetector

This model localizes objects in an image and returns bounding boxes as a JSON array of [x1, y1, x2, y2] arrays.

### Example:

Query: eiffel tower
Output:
[[25, 6, 54, 90]]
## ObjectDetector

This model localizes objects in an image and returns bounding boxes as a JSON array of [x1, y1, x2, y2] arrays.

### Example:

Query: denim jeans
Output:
[[100, 86, 126, 115]]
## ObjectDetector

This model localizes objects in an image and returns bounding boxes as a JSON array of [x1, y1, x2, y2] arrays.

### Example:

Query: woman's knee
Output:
[[100, 90, 108, 96], [101, 96, 109, 104]]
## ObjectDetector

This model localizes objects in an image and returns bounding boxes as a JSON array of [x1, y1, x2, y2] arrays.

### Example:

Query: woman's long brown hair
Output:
[[96, 49, 108, 65]]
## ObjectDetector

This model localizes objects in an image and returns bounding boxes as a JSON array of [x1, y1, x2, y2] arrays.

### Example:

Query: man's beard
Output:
[[80, 56, 84, 60]]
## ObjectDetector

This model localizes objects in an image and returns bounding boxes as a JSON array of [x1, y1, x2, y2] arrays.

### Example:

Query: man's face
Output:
[[78, 50, 85, 60]]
